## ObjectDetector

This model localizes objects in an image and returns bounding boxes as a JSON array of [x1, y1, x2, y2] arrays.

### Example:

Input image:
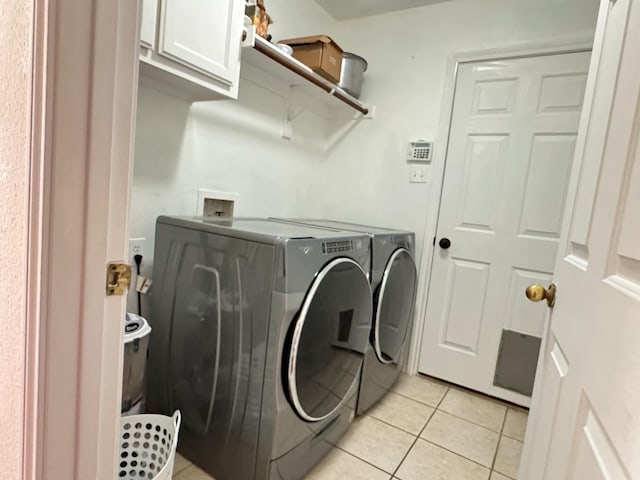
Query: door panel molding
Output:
[[567, 397, 631, 480], [438, 258, 490, 354], [518, 134, 576, 240], [565, 1, 629, 269], [519, 338, 568, 479]]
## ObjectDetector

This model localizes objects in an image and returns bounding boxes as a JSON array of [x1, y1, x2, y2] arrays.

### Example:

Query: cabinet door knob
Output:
[[439, 238, 451, 250]]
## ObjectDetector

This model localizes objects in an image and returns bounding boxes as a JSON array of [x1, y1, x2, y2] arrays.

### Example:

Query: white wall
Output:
[[0, 0, 32, 478], [129, 81, 331, 311], [130, 81, 329, 252], [266, 0, 337, 41], [129, 0, 599, 312], [128, 0, 339, 312], [319, 0, 600, 265]]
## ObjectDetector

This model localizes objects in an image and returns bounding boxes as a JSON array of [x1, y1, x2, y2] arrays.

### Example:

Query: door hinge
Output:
[[106, 262, 132, 296]]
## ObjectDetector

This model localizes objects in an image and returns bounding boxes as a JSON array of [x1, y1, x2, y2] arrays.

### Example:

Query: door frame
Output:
[[24, 0, 140, 478], [407, 37, 595, 376]]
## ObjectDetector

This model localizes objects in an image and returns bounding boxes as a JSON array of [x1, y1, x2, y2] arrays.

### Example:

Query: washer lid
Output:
[[373, 248, 417, 364], [286, 257, 372, 422]]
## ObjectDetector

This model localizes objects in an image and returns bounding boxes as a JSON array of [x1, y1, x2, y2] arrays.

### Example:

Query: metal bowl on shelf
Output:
[[275, 43, 293, 55], [338, 52, 368, 99]]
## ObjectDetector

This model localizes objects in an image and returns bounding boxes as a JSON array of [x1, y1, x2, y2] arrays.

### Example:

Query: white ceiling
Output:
[[314, 0, 452, 20]]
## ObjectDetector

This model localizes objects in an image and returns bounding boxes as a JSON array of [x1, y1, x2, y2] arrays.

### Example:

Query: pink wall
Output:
[[0, 0, 33, 478]]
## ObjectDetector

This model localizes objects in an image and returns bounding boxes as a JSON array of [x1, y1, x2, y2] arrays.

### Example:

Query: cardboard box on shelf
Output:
[[279, 35, 343, 84]]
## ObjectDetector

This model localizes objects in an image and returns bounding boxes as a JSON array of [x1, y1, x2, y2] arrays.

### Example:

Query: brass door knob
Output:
[[525, 284, 557, 308]]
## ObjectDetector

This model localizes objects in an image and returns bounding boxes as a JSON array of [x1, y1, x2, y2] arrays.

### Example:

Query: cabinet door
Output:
[[140, 0, 158, 48], [158, 0, 244, 86]]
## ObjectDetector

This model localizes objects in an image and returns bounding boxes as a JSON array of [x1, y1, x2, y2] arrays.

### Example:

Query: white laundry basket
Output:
[[118, 411, 181, 480]]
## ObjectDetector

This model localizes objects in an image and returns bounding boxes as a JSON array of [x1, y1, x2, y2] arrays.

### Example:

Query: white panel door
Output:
[[419, 51, 590, 405], [521, 0, 640, 477], [158, 0, 244, 84]]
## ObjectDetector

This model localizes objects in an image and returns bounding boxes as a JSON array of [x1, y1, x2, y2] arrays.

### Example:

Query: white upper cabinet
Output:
[[140, 0, 158, 49], [139, 0, 245, 101], [158, 0, 242, 85]]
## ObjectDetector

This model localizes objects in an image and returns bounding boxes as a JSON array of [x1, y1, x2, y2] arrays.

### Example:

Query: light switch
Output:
[[409, 165, 428, 183]]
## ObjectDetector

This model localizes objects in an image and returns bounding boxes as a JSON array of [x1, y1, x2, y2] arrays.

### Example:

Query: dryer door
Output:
[[287, 258, 372, 422], [373, 248, 418, 364]]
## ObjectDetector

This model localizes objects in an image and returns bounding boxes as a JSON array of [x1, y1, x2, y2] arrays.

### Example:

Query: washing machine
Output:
[[147, 216, 373, 480], [273, 219, 418, 415]]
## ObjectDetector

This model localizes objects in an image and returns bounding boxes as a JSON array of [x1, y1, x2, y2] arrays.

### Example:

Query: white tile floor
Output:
[[172, 374, 528, 480]]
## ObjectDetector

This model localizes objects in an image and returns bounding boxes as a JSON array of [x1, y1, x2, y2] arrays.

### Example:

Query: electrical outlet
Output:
[[409, 165, 428, 183], [129, 238, 146, 269]]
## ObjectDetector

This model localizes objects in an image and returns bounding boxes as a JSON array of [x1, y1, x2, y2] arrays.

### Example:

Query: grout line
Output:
[[376, 387, 510, 474], [501, 432, 526, 443], [364, 407, 436, 437], [172, 457, 192, 476], [434, 407, 505, 434], [500, 408, 527, 443], [414, 373, 453, 390], [333, 444, 397, 476], [443, 386, 514, 410], [448, 385, 517, 407], [490, 407, 509, 473], [364, 414, 422, 437], [414, 386, 505, 473], [490, 467, 516, 480], [420, 439, 493, 470], [172, 464, 196, 480], [421, 385, 449, 434], [357, 376, 525, 479], [390, 388, 445, 409], [175, 464, 215, 480], [390, 386, 450, 478], [388, 421, 426, 478], [431, 376, 526, 410], [419, 387, 497, 472]]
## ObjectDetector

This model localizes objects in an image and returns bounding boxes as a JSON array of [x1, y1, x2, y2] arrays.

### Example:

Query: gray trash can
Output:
[[122, 312, 151, 415]]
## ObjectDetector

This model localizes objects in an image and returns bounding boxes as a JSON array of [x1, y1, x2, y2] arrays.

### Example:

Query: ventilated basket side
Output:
[[118, 411, 181, 480]]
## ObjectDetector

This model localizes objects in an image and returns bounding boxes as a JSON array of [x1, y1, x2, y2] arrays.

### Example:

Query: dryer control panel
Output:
[[322, 240, 353, 254]]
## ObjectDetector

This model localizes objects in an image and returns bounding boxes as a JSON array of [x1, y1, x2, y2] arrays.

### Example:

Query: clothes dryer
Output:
[[273, 219, 417, 414], [147, 217, 372, 479]]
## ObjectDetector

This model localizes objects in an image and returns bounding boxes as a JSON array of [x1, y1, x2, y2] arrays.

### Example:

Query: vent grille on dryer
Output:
[[322, 240, 353, 254]]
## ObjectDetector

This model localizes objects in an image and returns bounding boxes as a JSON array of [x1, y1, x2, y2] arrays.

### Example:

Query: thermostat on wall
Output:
[[407, 140, 433, 163]]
